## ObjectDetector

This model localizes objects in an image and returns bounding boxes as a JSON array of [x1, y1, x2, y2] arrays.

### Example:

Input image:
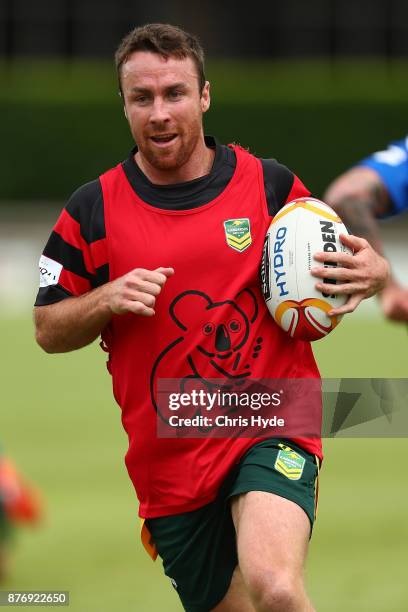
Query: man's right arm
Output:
[[34, 267, 174, 353], [34, 177, 175, 353]]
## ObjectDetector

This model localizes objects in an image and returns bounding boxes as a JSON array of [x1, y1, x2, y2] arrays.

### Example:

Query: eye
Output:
[[203, 323, 215, 335], [228, 319, 241, 333], [132, 94, 150, 106], [168, 90, 184, 100]]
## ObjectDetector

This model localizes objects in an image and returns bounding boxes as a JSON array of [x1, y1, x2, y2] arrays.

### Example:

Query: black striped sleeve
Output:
[[261, 159, 294, 216], [35, 179, 109, 307], [261, 158, 312, 216]]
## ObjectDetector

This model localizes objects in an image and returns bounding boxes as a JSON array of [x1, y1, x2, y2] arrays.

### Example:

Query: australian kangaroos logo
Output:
[[224, 218, 252, 252]]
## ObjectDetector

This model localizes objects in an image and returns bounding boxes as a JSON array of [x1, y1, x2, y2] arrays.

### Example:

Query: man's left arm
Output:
[[311, 232, 390, 316], [262, 159, 390, 316]]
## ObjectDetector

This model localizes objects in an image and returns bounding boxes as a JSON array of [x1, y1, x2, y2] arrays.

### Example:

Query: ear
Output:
[[235, 289, 258, 324], [170, 291, 213, 331], [124, 106, 128, 120], [201, 81, 211, 113]]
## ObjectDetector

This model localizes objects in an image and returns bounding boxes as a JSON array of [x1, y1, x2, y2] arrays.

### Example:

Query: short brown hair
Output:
[[115, 23, 206, 95]]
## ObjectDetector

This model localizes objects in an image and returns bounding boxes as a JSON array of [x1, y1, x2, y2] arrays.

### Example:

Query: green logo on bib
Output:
[[274, 446, 306, 481], [223, 218, 252, 252]]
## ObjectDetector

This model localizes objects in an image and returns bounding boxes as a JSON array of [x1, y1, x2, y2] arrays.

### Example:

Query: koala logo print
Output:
[[150, 288, 264, 425]]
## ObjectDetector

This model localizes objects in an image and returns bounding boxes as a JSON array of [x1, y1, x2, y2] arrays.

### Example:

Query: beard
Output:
[[136, 120, 202, 173], [143, 144, 191, 171]]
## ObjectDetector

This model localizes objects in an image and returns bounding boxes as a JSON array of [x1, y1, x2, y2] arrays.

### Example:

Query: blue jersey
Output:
[[358, 136, 408, 216]]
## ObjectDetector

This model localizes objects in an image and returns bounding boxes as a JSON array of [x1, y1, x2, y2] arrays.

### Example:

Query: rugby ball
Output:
[[260, 197, 352, 341]]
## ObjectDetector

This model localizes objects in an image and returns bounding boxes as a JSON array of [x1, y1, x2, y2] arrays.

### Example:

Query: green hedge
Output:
[[1, 60, 408, 201]]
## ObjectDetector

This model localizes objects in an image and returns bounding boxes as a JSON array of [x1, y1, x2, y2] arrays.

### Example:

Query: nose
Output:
[[149, 97, 171, 125], [215, 324, 231, 352]]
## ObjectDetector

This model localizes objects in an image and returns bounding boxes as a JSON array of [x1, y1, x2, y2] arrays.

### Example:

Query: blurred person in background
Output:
[[0, 498, 10, 582], [33, 23, 388, 612], [0, 451, 42, 582], [324, 136, 408, 323]]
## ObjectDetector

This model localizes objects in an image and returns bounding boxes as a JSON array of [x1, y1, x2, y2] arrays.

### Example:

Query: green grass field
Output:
[[1, 315, 407, 611]]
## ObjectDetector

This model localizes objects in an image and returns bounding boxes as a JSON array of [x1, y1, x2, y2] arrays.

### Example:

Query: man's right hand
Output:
[[106, 267, 175, 317], [34, 266, 175, 353]]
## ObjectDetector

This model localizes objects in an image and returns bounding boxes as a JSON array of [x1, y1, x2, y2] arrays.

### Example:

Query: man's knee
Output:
[[245, 569, 304, 612]]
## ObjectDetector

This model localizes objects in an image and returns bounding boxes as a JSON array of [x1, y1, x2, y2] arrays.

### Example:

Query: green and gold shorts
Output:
[[145, 439, 320, 612]]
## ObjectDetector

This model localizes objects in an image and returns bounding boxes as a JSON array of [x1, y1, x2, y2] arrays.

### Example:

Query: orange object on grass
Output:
[[0, 458, 42, 525]]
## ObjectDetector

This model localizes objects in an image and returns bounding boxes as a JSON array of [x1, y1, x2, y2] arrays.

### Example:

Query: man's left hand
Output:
[[311, 233, 390, 316]]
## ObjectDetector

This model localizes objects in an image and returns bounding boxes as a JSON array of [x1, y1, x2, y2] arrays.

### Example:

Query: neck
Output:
[[135, 135, 215, 185]]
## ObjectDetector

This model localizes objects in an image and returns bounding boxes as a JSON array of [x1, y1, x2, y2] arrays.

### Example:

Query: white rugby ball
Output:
[[260, 197, 352, 341]]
